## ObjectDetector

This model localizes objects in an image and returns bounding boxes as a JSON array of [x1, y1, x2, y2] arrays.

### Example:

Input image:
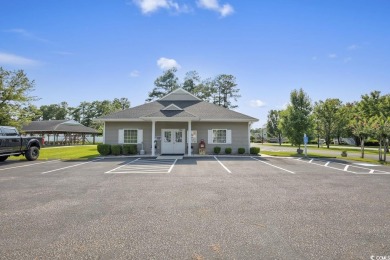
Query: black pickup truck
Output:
[[0, 126, 44, 162]]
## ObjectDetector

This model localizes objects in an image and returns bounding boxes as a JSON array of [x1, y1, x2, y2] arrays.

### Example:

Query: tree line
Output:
[[265, 89, 390, 162], [0, 67, 130, 131], [147, 68, 241, 109], [1, 67, 241, 131]]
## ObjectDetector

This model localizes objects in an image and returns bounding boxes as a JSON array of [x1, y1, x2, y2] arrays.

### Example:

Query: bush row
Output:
[[97, 144, 137, 156], [213, 146, 260, 155]]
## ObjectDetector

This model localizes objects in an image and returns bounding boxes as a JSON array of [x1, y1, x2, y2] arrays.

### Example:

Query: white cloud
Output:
[[130, 70, 140, 77], [4, 28, 50, 43], [344, 57, 352, 63], [0, 52, 40, 66], [132, 0, 188, 14], [328, 53, 337, 59], [157, 57, 181, 70], [219, 4, 234, 16], [250, 99, 266, 108], [347, 44, 359, 51], [197, 0, 234, 17]]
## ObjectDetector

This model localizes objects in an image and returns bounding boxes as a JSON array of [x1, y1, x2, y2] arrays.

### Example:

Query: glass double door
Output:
[[161, 129, 185, 155]]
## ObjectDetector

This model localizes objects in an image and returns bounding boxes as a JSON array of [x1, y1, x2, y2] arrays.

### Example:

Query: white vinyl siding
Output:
[[118, 129, 143, 144], [208, 129, 232, 144]]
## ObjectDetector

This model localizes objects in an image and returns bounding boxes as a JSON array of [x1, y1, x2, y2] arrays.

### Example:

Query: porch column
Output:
[[188, 120, 192, 156], [248, 122, 251, 153], [152, 120, 156, 156]]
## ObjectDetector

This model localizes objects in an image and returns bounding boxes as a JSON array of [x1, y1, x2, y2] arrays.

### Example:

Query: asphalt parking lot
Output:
[[1, 156, 390, 259]]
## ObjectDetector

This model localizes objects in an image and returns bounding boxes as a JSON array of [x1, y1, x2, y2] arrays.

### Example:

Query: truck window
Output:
[[3, 128, 18, 136]]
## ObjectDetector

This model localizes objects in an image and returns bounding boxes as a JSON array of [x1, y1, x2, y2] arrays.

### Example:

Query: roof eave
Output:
[[139, 117, 200, 122], [200, 118, 259, 122], [94, 118, 145, 122]]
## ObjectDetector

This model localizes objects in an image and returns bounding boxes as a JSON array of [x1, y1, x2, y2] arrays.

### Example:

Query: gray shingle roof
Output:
[[98, 88, 258, 122], [142, 110, 197, 118], [99, 100, 257, 121], [22, 120, 99, 134], [159, 88, 201, 101]]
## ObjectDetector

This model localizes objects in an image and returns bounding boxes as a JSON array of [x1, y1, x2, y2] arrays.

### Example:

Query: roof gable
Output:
[[162, 104, 183, 111], [159, 88, 201, 101]]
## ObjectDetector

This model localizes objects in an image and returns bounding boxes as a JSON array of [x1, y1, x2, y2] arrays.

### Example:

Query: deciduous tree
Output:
[[314, 98, 342, 148], [266, 110, 283, 145], [280, 89, 312, 149], [0, 67, 39, 129]]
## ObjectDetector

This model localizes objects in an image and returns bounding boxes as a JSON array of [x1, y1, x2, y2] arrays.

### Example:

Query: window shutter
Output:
[[226, 130, 232, 144], [137, 129, 143, 144], [118, 129, 124, 144], [208, 130, 213, 144]]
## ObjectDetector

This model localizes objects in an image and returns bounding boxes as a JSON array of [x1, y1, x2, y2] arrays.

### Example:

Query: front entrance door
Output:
[[161, 129, 185, 155]]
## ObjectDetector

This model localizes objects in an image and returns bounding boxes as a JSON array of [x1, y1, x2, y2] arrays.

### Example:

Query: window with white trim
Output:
[[118, 129, 143, 144], [208, 129, 232, 144], [124, 129, 137, 144], [213, 129, 226, 143]]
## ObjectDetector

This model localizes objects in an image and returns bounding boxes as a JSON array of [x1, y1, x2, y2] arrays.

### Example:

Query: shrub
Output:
[[225, 147, 232, 154], [238, 148, 245, 154], [97, 144, 111, 156], [123, 144, 137, 155], [341, 151, 348, 157], [129, 144, 137, 155], [365, 139, 379, 146], [250, 147, 260, 155], [111, 145, 122, 156], [214, 146, 221, 154]]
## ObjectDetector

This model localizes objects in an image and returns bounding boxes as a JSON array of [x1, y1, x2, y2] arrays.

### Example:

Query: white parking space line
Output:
[[0, 160, 60, 171], [105, 159, 176, 174], [214, 156, 232, 173], [168, 159, 177, 173], [292, 158, 357, 174], [348, 163, 390, 174], [41, 158, 103, 174], [301, 158, 390, 175], [105, 158, 140, 173], [251, 157, 295, 174]]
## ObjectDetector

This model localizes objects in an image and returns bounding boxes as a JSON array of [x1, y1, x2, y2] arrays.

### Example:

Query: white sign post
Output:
[[304, 133, 308, 157]]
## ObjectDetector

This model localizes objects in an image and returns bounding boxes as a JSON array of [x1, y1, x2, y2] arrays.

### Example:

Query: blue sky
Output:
[[1, 0, 389, 128]]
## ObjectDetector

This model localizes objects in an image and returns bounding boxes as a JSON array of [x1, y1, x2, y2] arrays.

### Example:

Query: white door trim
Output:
[[161, 129, 185, 154]]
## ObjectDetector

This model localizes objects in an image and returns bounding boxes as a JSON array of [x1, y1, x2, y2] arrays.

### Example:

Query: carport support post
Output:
[[151, 120, 156, 156], [188, 120, 192, 156]]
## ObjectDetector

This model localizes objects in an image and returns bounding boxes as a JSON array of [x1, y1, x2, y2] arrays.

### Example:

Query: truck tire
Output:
[[0, 156, 9, 162], [25, 146, 39, 161]]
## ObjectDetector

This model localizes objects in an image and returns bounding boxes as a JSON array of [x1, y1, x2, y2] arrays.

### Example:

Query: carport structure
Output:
[[22, 120, 100, 145]]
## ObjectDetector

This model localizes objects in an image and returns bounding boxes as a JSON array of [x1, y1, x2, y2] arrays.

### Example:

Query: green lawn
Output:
[[9, 145, 99, 161], [260, 143, 380, 154], [40, 145, 100, 160], [261, 150, 389, 165]]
